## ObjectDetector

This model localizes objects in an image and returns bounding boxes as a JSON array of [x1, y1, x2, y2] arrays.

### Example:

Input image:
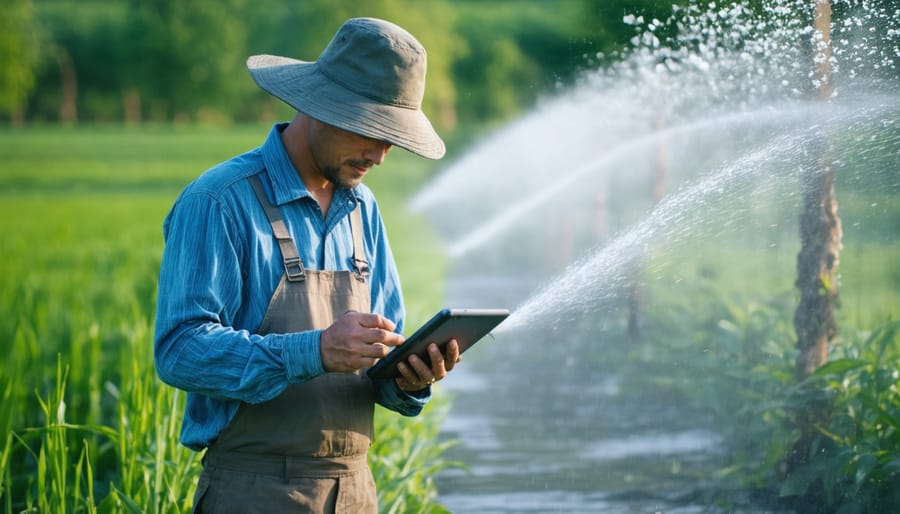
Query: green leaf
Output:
[[111, 484, 145, 514], [886, 457, 900, 472], [780, 463, 820, 497], [866, 320, 900, 360], [854, 453, 878, 492], [858, 393, 900, 430], [808, 358, 869, 378]]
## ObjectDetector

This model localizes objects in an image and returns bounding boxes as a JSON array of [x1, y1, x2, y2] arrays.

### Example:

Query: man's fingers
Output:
[[360, 327, 404, 347], [393, 340, 463, 392], [403, 354, 432, 378], [341, 312, 403, 346], [427, 344, 445, 369], [445, 339, 460, 365], [361, 342, 393, 359], [351, 312, 397, 332], [397, 360, 434, 387], [321, 313, 404, 372]]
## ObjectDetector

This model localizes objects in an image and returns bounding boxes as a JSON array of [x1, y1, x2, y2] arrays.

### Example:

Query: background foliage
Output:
[[0, 0, 689, 129]]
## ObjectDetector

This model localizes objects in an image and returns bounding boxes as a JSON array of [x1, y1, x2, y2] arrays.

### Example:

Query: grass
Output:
[[0, 125, 453, 513], [3, 122, 896, 512]]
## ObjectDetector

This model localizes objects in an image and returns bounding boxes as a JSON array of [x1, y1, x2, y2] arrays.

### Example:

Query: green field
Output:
[[0, 126, 453, 513], [1, 125, 898, 513]]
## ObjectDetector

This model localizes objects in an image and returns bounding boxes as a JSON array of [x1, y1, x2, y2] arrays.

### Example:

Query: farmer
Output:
[[153, 17, 459, 513]]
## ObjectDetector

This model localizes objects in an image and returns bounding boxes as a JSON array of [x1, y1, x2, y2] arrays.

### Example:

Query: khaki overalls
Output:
[[193, 174, 378, 513]]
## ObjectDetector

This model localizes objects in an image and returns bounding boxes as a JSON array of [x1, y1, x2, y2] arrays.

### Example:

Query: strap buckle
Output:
[[284, 257, 306, 282], [352, 258, 370, 279]]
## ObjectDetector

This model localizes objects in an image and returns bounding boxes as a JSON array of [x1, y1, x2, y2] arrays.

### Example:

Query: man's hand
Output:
[[395, 339, 461, 391], [320, 312, 404, 372]]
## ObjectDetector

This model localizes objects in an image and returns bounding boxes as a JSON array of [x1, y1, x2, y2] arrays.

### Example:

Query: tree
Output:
[[0, 0, 39, 124], [29, 1, 135, 123], [122, 0, 249, 122]]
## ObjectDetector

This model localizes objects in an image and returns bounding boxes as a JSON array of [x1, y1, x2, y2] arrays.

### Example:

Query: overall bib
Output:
[[194, 174, 377, 513]]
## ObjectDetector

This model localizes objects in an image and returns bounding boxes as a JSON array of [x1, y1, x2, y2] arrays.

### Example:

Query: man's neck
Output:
[[281, 115, 335, 216], [305, 181, 335, 218]]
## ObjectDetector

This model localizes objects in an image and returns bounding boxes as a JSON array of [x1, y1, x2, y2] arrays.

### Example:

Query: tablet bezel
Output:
[[366, 308, 509, 380]]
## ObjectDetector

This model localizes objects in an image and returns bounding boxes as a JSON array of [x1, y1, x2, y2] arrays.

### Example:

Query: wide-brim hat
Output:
[[247, 17, 445, 160]]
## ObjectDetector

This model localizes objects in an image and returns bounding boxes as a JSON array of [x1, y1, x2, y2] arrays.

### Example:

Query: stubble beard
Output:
[[323, 160, 371, 190], [322, 165, 350, 189]]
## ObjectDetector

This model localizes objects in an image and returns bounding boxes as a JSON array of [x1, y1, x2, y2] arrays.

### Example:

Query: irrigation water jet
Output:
[[501, 102, 897, 332], [439, 102, 836, 259], [416, 1, 899, 512]]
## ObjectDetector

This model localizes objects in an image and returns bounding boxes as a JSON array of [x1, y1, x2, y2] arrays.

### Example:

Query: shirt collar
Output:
[[260, 122, 364, 206]]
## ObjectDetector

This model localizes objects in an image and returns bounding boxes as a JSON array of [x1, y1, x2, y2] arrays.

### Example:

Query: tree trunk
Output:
[[794, 158, 840, 382], [123, 88, 142, 125], [786, 2, 841, 505], [57, 47, 77, 125], [795, 0, 838, 383], [10, 109, 25, 128]]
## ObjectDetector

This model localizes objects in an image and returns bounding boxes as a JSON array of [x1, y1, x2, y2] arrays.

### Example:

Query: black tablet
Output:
[[366, 308, 509, 380]]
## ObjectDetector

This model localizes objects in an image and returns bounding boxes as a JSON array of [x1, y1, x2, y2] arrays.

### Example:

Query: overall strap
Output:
[[249, 174, 306, 282], [349, 205, 370, 278], [251, 173, 370, 280]]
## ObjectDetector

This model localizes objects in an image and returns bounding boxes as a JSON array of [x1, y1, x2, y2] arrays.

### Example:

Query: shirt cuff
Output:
[[374, 377, 430, 416], [282, 330, 325, 383]]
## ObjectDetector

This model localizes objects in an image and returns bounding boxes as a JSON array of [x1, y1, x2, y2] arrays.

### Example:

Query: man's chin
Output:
[[323, 168, 363, 190], [336, 173, 364, 189]]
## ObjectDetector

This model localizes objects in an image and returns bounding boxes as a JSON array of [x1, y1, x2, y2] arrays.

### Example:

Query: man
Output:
[[154, 17, 459, 513]]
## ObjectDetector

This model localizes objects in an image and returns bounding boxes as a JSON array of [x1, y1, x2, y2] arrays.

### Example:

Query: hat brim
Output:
[[248, 55, 445, 160]]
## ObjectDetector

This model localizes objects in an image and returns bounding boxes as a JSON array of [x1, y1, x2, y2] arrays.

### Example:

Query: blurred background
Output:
[[2, 0, 706, 136]]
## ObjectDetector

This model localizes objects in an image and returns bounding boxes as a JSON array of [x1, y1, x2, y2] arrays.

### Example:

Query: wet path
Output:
[[432, 274, 772, 513]]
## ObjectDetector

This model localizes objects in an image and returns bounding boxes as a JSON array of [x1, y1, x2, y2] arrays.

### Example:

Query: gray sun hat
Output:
[[247, 17, 445, 160]]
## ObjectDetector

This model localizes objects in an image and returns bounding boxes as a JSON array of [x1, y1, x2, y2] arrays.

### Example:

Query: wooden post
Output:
[[794, 0, 839, 382], [123, 88, 142, 126], [786, 2, 841, 500], [57, 47, 78, 125]]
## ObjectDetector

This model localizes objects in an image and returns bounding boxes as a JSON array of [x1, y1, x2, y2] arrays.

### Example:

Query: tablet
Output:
[[366, 308, 509, 380]]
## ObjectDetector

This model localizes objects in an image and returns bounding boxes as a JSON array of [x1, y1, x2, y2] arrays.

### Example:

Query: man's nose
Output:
[[363, 141, 392, 165]]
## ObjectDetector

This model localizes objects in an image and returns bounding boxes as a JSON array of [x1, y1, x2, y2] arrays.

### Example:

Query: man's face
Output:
[[307, 119, 393, 189]]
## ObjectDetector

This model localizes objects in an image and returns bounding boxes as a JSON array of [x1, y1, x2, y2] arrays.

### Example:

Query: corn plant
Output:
[[370, 394, 464, 514], [1, 126, 455, 513]]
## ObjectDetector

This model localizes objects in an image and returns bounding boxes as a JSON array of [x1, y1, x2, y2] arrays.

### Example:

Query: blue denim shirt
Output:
[[154, 123, 429, 451]]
